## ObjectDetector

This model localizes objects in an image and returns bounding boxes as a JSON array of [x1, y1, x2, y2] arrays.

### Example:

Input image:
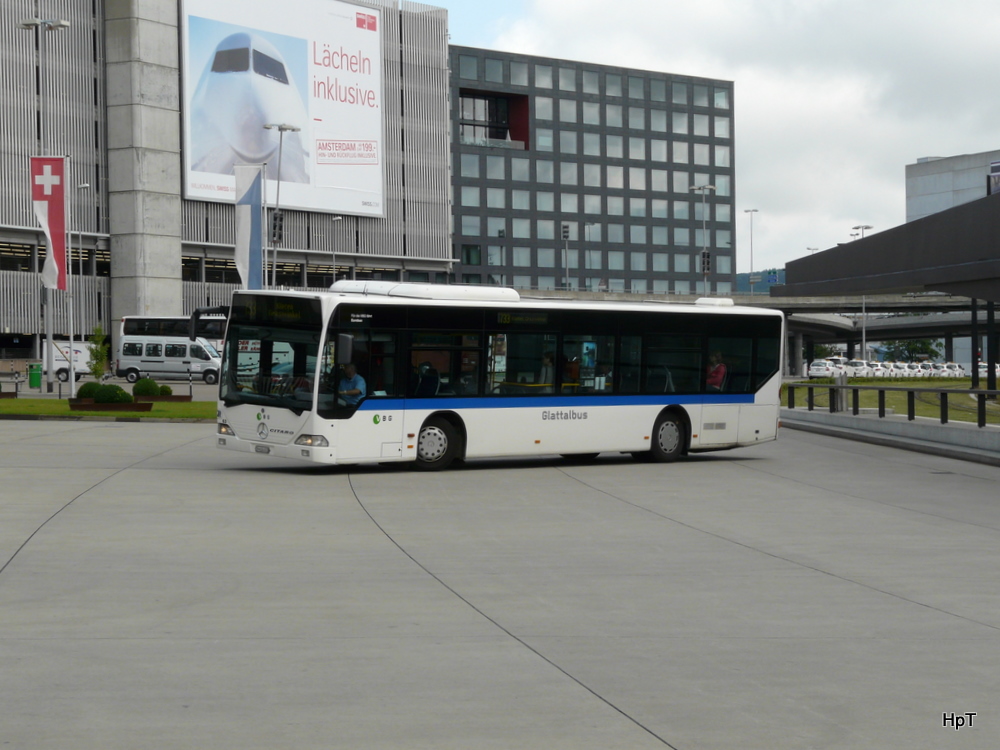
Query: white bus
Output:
[[210, 282, 785, 470]]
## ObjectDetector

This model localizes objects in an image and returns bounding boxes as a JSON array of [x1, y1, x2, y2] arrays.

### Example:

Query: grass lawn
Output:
[[0, 397, 215, 420], [784, 379, 1000, 426]]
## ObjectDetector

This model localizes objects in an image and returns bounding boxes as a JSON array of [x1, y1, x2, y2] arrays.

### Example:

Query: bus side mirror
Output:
[[337, 334, 354, 365], [189, 306, 229, 341]]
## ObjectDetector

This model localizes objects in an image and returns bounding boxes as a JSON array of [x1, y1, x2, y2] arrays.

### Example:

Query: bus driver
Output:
[[338, 363, 367, 405]]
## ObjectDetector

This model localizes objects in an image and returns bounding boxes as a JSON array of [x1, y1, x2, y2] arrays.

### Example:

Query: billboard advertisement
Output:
[[180, 0, 385, 217]]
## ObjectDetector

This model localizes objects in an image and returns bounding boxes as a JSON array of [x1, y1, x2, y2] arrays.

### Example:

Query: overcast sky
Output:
[[439, 0, 1000, 273]]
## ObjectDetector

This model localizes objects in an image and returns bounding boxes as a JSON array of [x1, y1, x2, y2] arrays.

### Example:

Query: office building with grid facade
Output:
[[448, 46, 736, 295]]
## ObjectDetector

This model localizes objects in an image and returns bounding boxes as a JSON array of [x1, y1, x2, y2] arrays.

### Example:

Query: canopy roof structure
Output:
[[773, 192, 1000, 303]]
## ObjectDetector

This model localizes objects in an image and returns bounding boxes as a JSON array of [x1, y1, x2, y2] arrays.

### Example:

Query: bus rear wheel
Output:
[[415, 416, 460, 471], [649, 413, 684, 462]]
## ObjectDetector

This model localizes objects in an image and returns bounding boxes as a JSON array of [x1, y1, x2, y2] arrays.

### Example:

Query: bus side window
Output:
[[489, 332, 555, 394], [562, 335, 614, 393], [707, 337, 753, 393], [619, 335, 641, 394], [644, 335, 700, 394], [410, 357, 444, 397], [458, 349, 480, 395]]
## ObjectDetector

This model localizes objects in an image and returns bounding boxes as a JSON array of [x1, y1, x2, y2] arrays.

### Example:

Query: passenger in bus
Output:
[[706, 351, 728, 391], [338, 363, 367, 405], [538, 352, 555, 393]]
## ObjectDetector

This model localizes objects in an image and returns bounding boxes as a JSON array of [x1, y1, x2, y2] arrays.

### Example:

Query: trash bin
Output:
[[28, 362, 42, 389]]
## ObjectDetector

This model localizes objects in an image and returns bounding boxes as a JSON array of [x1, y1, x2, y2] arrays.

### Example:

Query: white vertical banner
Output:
[[234, 165, 265, 289]]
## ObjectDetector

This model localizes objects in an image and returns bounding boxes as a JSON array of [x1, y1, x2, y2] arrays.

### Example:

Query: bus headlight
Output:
[[294, 434, 329, 447], [218, 423, 235, 436]]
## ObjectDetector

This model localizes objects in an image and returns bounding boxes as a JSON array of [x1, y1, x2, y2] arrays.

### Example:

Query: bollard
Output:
[[833, 374, 848, 412]]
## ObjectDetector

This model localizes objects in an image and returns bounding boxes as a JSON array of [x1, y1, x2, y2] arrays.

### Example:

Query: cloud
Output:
[[484, 0, 1000, 270]]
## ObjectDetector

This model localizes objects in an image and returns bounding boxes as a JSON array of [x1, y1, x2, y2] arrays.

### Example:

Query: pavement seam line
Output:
[[0, 433, 211, 583], [346, 471, 682, 750], [559, 466, 1000, 636]]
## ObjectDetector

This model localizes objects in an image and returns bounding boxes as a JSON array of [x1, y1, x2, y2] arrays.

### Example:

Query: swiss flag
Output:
[[30, 156, 67, 291]]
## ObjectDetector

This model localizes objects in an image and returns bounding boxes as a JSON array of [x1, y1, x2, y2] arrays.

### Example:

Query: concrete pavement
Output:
[[1, 421, 998, 748]]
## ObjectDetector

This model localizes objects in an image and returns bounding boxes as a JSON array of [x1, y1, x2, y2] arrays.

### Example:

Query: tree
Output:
[[89, 324, 111, 380], [813, 344, 839, 360], [880, 339, 941, 362]]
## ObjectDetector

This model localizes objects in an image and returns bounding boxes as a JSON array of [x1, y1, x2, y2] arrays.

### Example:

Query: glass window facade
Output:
[[450, 47, 735, 296]]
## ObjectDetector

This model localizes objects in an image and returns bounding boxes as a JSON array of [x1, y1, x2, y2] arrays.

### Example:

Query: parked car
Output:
[[845, 359, 871, 378], [930, 362, 965, 378], [868, 362, 887, 378], [884, 362, 910, 378], [977, 362, 1000, 378], [808, 359, 845, 378]]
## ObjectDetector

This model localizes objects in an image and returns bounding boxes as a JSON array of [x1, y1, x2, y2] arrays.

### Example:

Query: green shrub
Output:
[[132, 377, 161, 397], [76, 381, 101, 400], [95, 384, 134, 404], [159, 384, 173, 396]]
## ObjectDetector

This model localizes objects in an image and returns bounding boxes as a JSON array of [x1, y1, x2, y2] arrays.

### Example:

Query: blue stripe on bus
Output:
[[355, 393, 755, 411]]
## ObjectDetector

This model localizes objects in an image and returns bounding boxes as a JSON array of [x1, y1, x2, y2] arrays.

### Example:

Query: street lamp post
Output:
[[561, 222, 571, 291], [20, 15, 69, 393], [264, 123, 300, 288], [861, 294, 867, 362], [329, 215, 343, 284], [584, 222, 598, 291], [691, 185, 716, 295], [76, 183, 90, 280], [852, 224, 873, 238], [19, 16, 69, 153], [744, 208, 758, 296]]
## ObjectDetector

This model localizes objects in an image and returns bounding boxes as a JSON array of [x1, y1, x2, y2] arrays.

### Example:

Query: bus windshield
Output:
[[221, 323, 321, 413]]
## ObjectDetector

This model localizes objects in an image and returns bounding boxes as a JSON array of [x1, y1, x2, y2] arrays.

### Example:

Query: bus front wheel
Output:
[[415, 417, 460, 471], [649, 413, 684, 463]]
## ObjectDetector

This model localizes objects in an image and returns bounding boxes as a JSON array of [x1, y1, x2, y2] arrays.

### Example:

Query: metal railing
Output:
[[786, 382, 1000, 428]]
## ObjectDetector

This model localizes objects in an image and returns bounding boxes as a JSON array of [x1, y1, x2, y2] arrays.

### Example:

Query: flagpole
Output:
[[20, 15, 70, 393], [66, 157, 76, 397]]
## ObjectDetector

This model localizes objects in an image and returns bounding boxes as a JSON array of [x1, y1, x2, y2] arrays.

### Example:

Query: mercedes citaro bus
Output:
[[204, 281, 784, 470]]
